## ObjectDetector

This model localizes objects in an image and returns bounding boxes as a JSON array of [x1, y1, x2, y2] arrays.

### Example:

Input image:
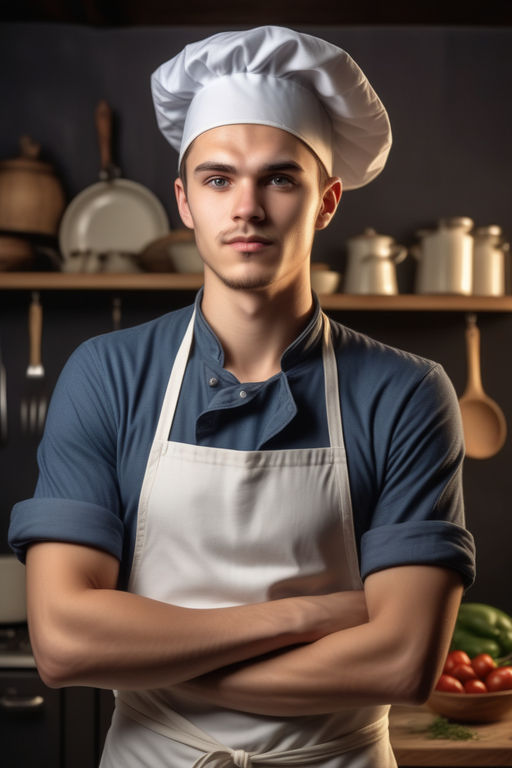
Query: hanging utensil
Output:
[[0, 336, 7, 445], [112, 295, 122, 331], [458, 314, 507, 459], [20, 291, 47, 436]]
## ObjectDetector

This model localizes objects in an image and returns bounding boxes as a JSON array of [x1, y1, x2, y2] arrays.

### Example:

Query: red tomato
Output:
[[435, 674, 465, 693], [464, 678, 488, 694], [471, 653, 496, 680], [452, 663, 478, 682], [443, 650, 471, 675], [486, 666, 512, 692]]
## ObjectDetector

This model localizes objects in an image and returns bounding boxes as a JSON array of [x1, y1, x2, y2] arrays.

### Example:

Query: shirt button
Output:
[[239, 390, 247, 399], [208, 377, 219, 387]]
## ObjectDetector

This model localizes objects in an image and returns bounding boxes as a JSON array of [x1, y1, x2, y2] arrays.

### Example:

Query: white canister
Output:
[[0, 554, 27, 624], [472, 225, 509, 296], [414, 217, 474, 295]]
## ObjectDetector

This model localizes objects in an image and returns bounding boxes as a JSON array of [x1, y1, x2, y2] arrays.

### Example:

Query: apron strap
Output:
[[321, 312, 344, 451], [321, 313, 362, 589], [154, 308, 196, 445], [129, 310, 196, 580]]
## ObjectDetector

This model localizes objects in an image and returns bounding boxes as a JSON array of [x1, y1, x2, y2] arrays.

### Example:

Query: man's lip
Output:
[[224, 236, 273, 245]]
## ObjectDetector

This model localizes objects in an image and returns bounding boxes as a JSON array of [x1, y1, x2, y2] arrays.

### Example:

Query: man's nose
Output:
[[231, 181, 265, 222]]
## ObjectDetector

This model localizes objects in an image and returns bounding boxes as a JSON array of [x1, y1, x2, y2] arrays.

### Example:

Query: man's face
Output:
[[175, 124, 338, 292]]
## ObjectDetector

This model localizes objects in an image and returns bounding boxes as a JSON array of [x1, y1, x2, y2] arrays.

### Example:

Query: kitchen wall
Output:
[[1, 24, 511, 612]]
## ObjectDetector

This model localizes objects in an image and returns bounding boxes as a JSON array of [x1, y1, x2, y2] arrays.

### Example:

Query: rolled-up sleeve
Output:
[[360, 520, 476, 588], [9, 498, 124, 562], [359, 364, 476, 588], [8, 339, 124, 561]]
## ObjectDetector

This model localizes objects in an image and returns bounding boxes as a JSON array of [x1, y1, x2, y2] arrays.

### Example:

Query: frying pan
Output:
[[59, 100, 169, 268]]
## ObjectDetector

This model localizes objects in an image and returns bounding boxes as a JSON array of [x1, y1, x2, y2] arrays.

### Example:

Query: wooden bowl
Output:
[[138, 230, 199, 273], [427, 689, 512, 723], [0, 235, 35, 270]]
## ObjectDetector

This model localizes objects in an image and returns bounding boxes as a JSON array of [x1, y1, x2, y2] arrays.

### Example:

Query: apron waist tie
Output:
[[116, 690, 389, 767]]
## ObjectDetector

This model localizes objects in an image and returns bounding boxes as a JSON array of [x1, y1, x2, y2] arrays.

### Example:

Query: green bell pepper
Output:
[[450, 602, 512, 660]]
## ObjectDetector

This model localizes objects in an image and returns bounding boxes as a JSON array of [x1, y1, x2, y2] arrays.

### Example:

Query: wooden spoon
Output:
[[459, 314, 507, 459]]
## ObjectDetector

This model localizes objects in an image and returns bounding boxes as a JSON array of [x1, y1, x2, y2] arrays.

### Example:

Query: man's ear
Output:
[[315, 177, 342, 231], [174, 178, 194, 230]]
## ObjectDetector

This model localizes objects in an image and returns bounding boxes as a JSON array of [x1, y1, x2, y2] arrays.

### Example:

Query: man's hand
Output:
[[174, 565, 463, 716]]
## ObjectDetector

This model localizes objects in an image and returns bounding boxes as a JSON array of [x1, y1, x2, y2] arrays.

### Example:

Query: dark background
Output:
[[1, 3, 511, 615]]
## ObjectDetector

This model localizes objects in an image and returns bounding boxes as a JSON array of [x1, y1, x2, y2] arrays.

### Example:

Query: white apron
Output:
[[100, 311, 397, 768]]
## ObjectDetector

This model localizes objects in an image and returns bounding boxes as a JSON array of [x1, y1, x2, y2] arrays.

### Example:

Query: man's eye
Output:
[[207, 177, 229, 188], [269, 175, 294, 187]]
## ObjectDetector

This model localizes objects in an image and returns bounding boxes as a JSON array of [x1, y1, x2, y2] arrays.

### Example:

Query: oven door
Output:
[[0, 669, 60, 768]]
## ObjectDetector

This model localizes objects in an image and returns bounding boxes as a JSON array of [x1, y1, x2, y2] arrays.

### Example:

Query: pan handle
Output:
[[464, 312, 483, 395], [96, 100, 119, 180]]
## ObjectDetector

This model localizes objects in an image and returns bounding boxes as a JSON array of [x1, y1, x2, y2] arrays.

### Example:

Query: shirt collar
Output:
[[192, 288, 324, 372]]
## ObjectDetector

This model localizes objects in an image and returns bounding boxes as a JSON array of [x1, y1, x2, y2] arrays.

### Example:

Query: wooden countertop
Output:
[[390, 704, 512, 766]]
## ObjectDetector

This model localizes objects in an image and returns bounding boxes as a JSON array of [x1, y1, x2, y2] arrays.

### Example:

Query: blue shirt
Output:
[[9, 291, 475, 590]]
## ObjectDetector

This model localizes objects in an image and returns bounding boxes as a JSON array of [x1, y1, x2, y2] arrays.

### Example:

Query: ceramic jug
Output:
[[0, 136, 66, 236], [344, 228, 407, 295], [472, 225, 509, 296], [413, 217, 474, 295]]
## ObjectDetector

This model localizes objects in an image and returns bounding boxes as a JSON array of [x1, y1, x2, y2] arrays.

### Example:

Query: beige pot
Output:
[[0, 135, 66, 236], [0, 555, 27, 624]]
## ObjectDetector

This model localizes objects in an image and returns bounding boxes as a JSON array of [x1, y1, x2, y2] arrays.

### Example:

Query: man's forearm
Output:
[[178, 566, 464, 716], [26, 543, 368, 690], [178, 622, 402, 716]]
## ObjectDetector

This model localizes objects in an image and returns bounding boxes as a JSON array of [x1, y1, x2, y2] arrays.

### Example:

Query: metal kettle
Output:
[[413, 217, 474, 295], [343, 227, 407, 295]]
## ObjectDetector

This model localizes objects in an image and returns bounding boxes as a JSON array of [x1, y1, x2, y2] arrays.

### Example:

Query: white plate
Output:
[[59, 179, 169, 260]]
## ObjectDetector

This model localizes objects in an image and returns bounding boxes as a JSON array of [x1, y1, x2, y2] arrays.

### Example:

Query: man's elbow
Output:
[[32, 637, 78, 689], [29, 618, 84, 689], [36, 658, 69, 689], [398, 671, 436, 706], [390, 645, 440, 706]]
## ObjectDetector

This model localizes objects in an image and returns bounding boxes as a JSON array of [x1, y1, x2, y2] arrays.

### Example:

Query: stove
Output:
[[0, 624, 36, 668]]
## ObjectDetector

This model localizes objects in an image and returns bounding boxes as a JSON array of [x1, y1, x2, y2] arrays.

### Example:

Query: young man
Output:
[[10, 26, 475, 768]]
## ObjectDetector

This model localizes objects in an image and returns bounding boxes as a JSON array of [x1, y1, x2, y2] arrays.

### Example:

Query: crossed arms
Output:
[[26, 541, 462, 716]]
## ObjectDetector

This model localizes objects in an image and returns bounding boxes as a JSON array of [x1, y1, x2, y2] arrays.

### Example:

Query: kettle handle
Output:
[[391, 246, 408, 264], [361, 247, 408, 264]]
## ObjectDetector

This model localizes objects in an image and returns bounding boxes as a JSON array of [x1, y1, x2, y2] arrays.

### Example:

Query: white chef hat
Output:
[[151, 26, 392, 190]]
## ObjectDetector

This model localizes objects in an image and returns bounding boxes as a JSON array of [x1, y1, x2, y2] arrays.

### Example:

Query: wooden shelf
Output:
[[0, 272, 205, 291], [320, 293, 512, 312], [1, 272, 512, 311]]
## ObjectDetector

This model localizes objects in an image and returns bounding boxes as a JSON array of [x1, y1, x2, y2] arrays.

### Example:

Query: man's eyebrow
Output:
[[193, 162, 236, 175], [193, 161, 305, 175], [261, 162, 304, 174]]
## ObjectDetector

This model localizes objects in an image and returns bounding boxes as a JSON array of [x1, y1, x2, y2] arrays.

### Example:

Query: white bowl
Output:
[[311, 270, 340, 294], [168, 242, 204, 273]]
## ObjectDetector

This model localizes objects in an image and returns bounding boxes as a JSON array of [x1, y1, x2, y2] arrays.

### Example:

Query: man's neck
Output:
[[201, 274, 315, 383]]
